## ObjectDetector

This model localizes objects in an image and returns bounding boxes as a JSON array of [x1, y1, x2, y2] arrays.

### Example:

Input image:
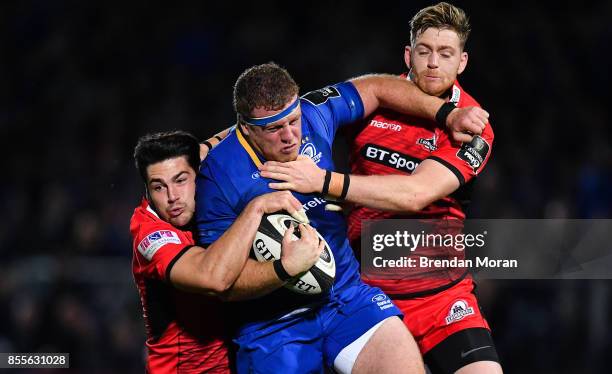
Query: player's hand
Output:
[[250, 191, 309, 223], [446, 106, 489, 143], [280, 223, 324, 277], [260, 155, 326, 194]]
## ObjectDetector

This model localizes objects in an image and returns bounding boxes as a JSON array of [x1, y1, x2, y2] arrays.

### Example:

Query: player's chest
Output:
[[356, 114, 440, 154], [354, 113, 441, 173]]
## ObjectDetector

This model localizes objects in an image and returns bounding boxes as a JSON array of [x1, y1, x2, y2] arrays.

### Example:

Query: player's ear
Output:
[[144, 183, 151, 201], [144, 183, 163, 216], [239, 122, 250, 136], [404, 45, 412, 70], [457, 51, 468, 75]]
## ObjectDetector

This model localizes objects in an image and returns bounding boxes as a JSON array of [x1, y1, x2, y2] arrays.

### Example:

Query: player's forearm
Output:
[[202, 127, 232, 146], [200, 126, 233, 159], [220, 260, 285, 301], [344, 160, 461, 212], [199, 201, 266, 292], [345, 174, 431, 213], [351, 74, 444, 121]]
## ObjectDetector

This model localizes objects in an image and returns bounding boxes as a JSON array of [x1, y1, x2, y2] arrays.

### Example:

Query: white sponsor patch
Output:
[[371, 293, 393, 310], [137, 230, 182, 261], [445, 300, 475, 325], [450, 85, 461, 104]]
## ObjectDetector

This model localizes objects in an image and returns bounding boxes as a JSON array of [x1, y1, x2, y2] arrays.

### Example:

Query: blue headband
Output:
[[241, 98, 300, 126]]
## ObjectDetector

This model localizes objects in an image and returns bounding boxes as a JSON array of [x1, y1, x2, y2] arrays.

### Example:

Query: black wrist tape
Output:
[[435, 102, 456, 126], [339, 174, 350, 200], [201, 140, 213, 151], [322, 170, 332, 194], [273, 259, 292, 282]]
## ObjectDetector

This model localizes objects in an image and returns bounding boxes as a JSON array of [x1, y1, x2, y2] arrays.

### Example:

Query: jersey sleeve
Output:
[[132, 220, 194, 282], [427, 122, 494, 185], [300, 81, 364, 142], [195, 158, 240, 246]]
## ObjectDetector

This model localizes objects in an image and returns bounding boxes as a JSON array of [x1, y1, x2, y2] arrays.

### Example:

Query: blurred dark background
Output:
[[1, 1, 611, 373]]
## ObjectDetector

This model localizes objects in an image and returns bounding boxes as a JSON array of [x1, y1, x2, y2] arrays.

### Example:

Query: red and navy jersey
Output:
[[347, 76, 494, 295], [130, 198, 230, 373]]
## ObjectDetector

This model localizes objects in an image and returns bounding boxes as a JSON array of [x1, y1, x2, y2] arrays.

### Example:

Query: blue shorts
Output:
[[234, 283, 402, 373]]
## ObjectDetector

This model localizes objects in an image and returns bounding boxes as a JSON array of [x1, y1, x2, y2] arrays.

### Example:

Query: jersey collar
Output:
[[141, 197, 160, 219], [236, 126, 264, 168]]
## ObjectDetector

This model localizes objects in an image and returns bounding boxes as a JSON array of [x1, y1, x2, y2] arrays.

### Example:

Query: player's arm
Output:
[[344, 160, 459, 212], [350, 74, 487, 143], [221, 224, 324, 301], [219, 259, 282, 301], [262, 122, 493, 212], [169, 191, 307, 295], [344, 128, 494, 211], [199, 127, 233, 160], [260, 156, 458, 212]]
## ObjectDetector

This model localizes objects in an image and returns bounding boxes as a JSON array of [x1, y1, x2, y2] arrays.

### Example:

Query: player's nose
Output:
[[428, 54, 439, 68], [279, 125, 295, 141], [167, 185, 180, 202]]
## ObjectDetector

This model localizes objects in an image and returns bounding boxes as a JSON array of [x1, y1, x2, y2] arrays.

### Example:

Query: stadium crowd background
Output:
[[1, 1, 610, 373]]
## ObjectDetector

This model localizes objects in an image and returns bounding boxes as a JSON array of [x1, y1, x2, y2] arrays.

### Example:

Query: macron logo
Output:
[[369, 120, 401, 132]]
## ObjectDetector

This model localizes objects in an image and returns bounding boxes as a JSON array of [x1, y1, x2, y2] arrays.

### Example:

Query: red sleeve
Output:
[[427, 122, 494, 185], [132, 220, 194, 282]]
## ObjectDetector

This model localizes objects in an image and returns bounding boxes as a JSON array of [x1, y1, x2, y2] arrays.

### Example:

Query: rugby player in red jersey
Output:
[[259, 3, 502, 373], [130, 130, 321, 373]]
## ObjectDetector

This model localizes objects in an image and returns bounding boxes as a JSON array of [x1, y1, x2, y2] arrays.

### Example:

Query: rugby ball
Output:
[[253, 213, 336, 295]]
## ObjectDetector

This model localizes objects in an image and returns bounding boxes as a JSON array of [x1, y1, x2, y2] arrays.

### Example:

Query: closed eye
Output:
[[266, 125, 283, 133]]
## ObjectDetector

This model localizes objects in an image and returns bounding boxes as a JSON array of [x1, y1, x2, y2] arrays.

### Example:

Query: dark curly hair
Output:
[[233, 62, 299, 121], [133, 130, 200, 182]]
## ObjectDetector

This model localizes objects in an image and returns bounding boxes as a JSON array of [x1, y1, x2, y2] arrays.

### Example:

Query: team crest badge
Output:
[[300, 142, 322, 164], [417, 134, 437, 151], [445, 300, 475, 325]]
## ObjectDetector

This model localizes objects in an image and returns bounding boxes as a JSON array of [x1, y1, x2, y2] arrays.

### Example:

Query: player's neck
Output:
[[440, 86, 453, 100]]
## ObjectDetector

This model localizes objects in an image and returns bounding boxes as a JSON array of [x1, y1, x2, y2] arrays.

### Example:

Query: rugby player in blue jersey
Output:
[[196, 62, 487, 373]]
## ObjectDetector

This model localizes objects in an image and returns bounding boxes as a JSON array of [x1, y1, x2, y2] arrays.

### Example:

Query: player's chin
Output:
[[422, 83, 447, 97], [276, 149, 299, 162], [169, 213, 192, 228]]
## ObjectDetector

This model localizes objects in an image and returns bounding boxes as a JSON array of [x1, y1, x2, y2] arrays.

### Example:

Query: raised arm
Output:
[[350, 74, 488, 143]]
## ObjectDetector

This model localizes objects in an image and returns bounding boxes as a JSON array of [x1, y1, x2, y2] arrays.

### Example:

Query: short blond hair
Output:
[[410, 2, 471, 49]]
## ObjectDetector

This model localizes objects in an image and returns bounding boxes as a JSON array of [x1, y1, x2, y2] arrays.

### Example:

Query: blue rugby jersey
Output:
[[195, 82, 365, 333]]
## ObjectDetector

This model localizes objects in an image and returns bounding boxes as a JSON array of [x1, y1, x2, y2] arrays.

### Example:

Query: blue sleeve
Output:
[[300, 81, 364, 141], [195, 159, 239, 246]]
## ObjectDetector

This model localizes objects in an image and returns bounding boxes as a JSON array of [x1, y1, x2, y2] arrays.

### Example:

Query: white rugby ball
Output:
[[253, 213, 336, 295]]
